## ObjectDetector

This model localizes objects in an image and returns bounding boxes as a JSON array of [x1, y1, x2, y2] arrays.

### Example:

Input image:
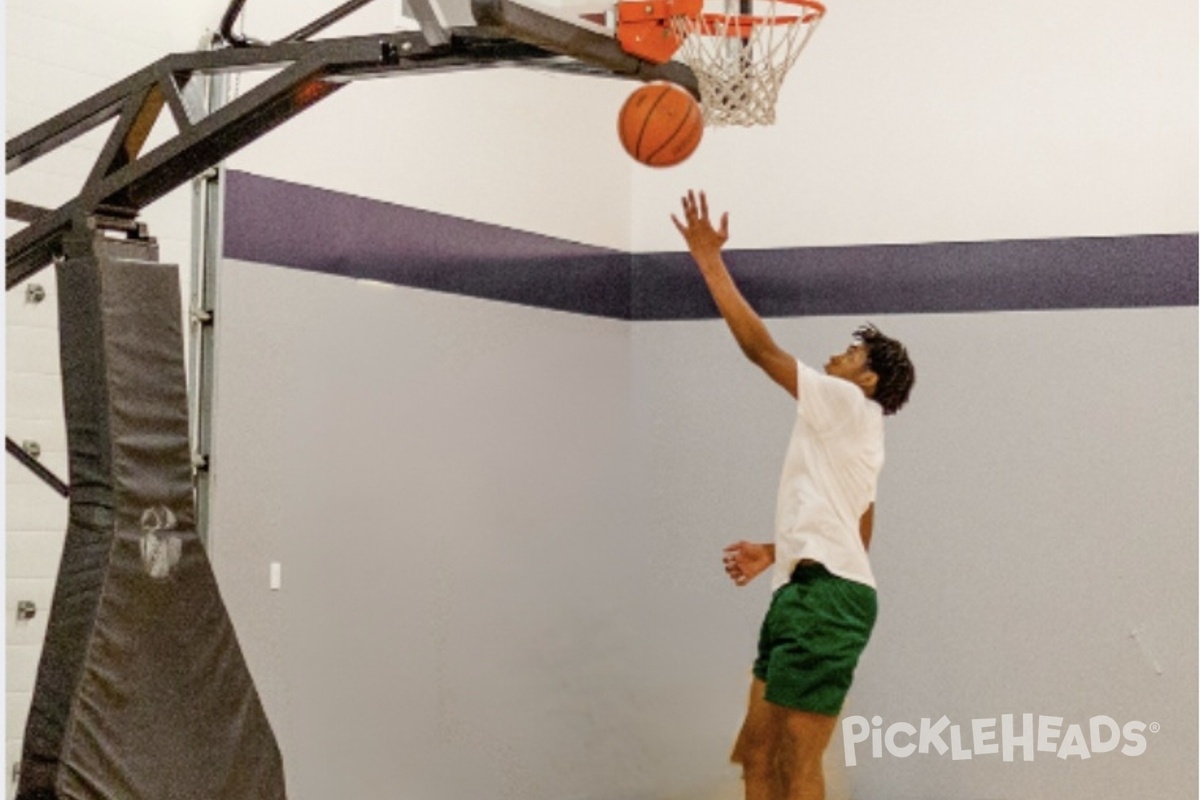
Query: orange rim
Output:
[[690, 0, 824, 35]]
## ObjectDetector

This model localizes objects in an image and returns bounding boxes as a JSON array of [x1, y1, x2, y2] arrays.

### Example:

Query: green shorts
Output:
[[752, 563, 878, 716]]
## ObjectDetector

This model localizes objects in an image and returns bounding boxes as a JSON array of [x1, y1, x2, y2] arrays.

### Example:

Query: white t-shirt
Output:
[[770, 359, 884, 590]]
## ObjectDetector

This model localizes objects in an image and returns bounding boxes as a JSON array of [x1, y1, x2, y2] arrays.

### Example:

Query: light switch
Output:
[[269, 562, 282, 591]]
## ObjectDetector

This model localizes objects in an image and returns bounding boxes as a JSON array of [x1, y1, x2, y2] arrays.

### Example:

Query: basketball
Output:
[[618, 81, 704, 168]]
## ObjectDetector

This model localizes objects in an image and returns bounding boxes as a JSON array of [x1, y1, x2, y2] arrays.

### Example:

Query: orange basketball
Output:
[[618, 82, 704, 168]]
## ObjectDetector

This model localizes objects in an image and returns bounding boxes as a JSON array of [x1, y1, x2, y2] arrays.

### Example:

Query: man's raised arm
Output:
[[672, 190, 797, 398]]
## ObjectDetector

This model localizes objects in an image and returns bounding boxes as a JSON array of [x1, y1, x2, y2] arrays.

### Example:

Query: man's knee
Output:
[[733, 727, 777, 776], [783, 710, 838, 765]]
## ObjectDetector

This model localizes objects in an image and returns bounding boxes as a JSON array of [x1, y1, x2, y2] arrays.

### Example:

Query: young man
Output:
[[671, 191, 915, 800]]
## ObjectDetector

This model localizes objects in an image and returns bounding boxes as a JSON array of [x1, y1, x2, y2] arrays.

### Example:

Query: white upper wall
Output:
[[227, 69, 638, 249], [216, 0, 1197, 250], [5, 0, 1195, 251], [632, 0, 1200, 249]]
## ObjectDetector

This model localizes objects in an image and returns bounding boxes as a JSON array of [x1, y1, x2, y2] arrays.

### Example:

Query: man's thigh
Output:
[[731, 677, 783, 765]]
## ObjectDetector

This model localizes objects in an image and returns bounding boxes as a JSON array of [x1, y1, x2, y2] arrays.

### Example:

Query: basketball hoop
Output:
[[669, 0, 825, 126]]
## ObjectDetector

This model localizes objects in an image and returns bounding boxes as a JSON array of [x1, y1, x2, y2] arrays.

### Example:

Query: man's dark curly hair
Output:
[[854, 323, 915, 415]]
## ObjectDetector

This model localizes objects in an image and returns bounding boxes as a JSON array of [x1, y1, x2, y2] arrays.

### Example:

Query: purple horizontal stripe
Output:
[[223, 171, 632, 318], [634, 236, 1198, 319], [224, 171, 1198, 319]]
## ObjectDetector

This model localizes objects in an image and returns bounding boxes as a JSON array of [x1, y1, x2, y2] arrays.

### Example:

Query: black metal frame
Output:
[[4, 0, 696, 498], [6, 0, 696, 289], [5, 438, 69, 498]]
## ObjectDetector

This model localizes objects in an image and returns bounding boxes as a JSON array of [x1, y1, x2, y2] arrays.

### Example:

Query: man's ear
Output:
[[858, 370, 879, 397]]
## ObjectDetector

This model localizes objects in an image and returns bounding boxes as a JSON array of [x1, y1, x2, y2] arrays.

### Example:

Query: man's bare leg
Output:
[[731, 678, 786, 800], [780, 709, 839, 800]]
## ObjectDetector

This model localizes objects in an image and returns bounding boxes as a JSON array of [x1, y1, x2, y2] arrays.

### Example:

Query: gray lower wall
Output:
[[210, 261, 681, 799], [209, 252, 1196, 799]]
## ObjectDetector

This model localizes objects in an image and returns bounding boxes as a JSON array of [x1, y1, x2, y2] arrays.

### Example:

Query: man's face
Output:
[[825, 343, 873, 385]]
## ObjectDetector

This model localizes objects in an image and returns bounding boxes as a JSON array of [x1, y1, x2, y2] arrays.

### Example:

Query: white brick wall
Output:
[[4, 269, 66, 799], [5, 2, 221, 794]]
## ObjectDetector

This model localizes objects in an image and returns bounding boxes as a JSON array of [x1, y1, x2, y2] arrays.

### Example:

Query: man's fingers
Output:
[[723, 541, 754, 584], [679, 195, 700, 227]]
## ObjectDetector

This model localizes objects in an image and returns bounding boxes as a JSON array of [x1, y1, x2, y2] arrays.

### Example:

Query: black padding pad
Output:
[[19, 228, 286, 800]]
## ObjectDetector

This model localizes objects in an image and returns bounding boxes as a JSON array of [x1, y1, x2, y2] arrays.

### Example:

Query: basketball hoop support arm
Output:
[[6, 3, 698, 290]]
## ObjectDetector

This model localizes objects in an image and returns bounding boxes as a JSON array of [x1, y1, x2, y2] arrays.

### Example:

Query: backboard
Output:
[[399, 0, 698, 92], [408, 0, 823, 125]]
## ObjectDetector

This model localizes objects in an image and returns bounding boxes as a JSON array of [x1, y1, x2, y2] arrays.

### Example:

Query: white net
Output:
[[670, 0, 824, 126]]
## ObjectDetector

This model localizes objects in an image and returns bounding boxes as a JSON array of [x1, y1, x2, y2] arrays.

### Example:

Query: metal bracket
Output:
[[16, 600, 37, 622]]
